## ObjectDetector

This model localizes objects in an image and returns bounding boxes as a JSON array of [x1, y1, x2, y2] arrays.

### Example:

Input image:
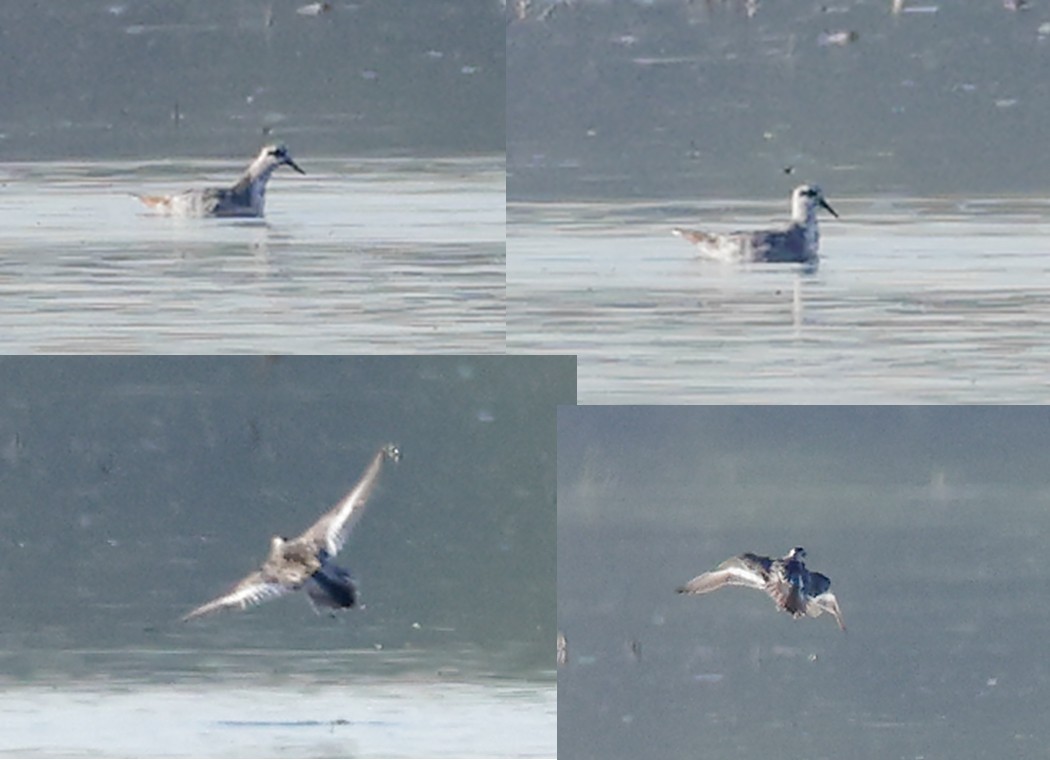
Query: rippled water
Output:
[[0, 157, 505, 353], [510, 195, 1050, 403]]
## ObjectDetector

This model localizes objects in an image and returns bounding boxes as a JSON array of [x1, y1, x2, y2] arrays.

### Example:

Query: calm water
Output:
[[0, 356, 568, 757], [510, 195, 1050, 402], [558, 407, 1050, 760], [0, 157, 505, 352]]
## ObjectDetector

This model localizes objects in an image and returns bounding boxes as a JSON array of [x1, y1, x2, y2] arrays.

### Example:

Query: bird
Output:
[[677, 547, 846, 631], [135, 143, 305, 218], [672, 184, 838, 264], [181, 443, 400, 622]]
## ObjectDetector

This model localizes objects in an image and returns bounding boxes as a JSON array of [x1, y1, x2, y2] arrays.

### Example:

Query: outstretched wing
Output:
[[677, 554, 772, 595], [806, 572, 846, 631], [296, 443, 400, 557], [808, 591, 847, 632], [181, 570, 290, 622]]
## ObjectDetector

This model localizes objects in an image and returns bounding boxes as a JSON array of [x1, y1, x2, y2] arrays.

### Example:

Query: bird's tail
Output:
[[671, 227, 718, 246], [134, 194, 168, 209]]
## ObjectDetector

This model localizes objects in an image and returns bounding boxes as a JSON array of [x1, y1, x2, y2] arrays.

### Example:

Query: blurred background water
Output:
[[1, 1, 504, 353], [558, 406, 1050, 760], [509, 0, 1049, 200], [0, 356, 569, 757], [2, 1, 502, 160], [508, 0, 1050, 402]]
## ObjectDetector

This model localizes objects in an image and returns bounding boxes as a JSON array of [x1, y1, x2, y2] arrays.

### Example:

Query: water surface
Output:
[[2, 674, 554, 759], [2, 1, 503, 159], [509, 0, 1050, 199]]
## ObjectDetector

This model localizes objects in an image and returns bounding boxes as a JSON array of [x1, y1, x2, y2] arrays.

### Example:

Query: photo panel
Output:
[[559, 405, 1050, 759], [0, 355, 571, 757]]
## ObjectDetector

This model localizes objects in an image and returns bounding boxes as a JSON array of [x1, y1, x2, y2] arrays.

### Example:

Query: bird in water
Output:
[[672, 184, 838, 264], [677, 547, 846, 631], [182, 443, 400, 621], [136, 143, 305, 218]]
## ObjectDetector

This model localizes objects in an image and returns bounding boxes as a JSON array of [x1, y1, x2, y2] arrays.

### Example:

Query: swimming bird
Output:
[[136, 143, 305, 218], [677, 547, 845, 631], [182, 443, 400, 621], [672, 184, 838, 264]]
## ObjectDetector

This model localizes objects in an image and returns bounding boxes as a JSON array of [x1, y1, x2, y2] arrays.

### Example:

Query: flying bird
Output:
[[182, 443, 400, 621], [677, 547, 845, 631]]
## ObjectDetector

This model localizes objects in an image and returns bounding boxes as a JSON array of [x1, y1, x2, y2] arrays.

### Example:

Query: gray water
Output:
[[1, 1, 503, 159], [509, 0, 1050, 199], [510, 196, 1050, 403], [0, 157, 505, 353], [0, 356, 570, 757], [558, 406, 1050, 760]]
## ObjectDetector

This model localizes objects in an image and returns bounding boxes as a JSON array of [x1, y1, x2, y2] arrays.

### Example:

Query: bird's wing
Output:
[[807, 570, 833, 596], [197, 188, 229, 215], [677, 554, 771, 595], [181, 570, 290, 622], [736, 553, 774, 575], [751, 228, 802, 261], [810, 590, 847, 632], [297, 443, 400, 557]]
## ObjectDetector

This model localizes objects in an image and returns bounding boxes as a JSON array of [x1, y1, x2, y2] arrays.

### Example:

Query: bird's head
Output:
[[261, 143, 306, 175]]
